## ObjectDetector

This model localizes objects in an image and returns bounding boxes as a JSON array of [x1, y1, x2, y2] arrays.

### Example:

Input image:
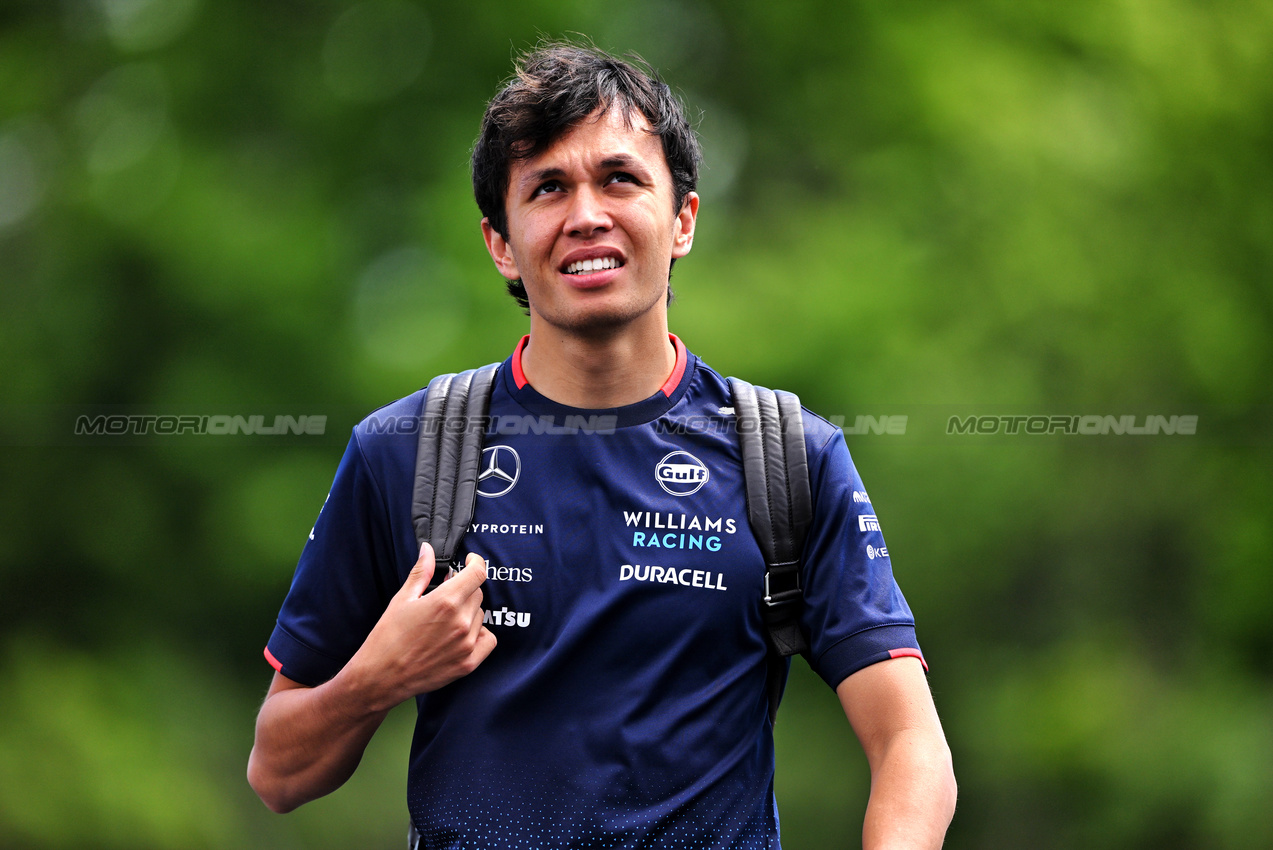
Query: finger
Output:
[[465, 598, 488, 636], [442, 552, 487, 598], [400, 541, 436, 598], [473, 626, 498, 663]]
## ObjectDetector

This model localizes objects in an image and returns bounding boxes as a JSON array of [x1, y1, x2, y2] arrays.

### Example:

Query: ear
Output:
[[670, 192, 699, 260], [482, 218, 521, 280]]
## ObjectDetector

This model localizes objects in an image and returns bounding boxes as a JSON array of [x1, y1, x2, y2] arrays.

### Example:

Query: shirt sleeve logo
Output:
[[477, 445, 521, 498], [655, 451, 710, 496]]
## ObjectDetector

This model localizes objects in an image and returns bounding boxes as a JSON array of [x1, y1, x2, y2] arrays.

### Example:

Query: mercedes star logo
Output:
[[477, 445, 521, 498]]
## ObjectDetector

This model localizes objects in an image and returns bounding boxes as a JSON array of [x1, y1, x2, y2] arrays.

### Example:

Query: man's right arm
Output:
[[247, 544, 496, 813]]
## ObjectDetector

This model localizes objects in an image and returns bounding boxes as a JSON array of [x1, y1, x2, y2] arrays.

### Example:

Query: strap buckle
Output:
[[763, 561, 802, 607]]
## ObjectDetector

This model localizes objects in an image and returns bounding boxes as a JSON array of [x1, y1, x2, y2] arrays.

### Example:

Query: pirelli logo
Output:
[[858, 514, 880, 532]]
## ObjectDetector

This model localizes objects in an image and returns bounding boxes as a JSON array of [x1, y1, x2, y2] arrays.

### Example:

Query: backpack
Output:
[[410, 363, 812, 723]]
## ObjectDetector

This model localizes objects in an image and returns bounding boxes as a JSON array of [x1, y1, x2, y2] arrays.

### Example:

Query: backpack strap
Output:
[[728, 377, 813, 723], [411, 363, 500, 589]]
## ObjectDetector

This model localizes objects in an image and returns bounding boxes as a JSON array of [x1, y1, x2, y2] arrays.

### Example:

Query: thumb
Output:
[[401, 541, 436, 598]]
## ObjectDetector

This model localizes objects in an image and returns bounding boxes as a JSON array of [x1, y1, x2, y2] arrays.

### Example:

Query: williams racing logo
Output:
[[655, 451, 709, 496], [477, 445, 520, 498]]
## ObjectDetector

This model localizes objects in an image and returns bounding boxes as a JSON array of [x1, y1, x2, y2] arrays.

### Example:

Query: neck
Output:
[[519, 318, 678, 409]]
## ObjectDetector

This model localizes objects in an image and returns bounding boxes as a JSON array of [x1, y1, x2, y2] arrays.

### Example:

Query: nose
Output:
[[563, 185, 612, 237]]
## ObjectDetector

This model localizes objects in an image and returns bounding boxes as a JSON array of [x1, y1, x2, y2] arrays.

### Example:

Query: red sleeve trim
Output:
[[889, 647, 929, 672], [263, 646, 284, 673], [661, 334, 687, 397], [510, 335, 530, 389]]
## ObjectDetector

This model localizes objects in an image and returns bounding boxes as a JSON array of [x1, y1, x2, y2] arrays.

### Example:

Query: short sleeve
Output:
[[798, 420, 924, 689], [265, 431, 400, 686]]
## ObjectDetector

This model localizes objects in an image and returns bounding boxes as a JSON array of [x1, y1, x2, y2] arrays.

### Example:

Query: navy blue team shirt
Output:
[[266, 335, 924, 849]]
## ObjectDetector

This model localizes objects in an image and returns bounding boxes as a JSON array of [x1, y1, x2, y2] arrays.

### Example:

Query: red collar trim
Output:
[[661, 334, 687, 397], [510, 333, 687, 397], [511, 335, 530, 389]]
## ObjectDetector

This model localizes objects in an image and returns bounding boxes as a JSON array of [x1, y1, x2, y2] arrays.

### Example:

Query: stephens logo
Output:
[[477, 445, 520, 498], [656, 451, 709, 496]]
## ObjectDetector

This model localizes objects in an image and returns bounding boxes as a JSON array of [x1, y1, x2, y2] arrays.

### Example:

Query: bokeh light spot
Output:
[[76, 63, 169, 175], [353, 245, 467, 369], [0, 129, 43, 230], [323, 1, 431, 102], [93, 0, 201, 52]]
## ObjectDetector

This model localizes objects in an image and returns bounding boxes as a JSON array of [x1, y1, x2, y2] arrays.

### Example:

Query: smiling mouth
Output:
[[563, 257, 623, 275]]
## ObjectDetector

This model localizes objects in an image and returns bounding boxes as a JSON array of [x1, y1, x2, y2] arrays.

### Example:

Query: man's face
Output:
[[482, 107, 698, 335]]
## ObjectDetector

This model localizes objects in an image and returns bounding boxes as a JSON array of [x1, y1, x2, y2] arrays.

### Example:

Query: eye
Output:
[[531, 180, 562, 198], [607, 172, 637, 186]]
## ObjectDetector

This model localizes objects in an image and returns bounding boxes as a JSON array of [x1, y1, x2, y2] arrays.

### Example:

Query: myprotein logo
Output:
[[656, 451, 709, 496], [477, 445, 520, 498]]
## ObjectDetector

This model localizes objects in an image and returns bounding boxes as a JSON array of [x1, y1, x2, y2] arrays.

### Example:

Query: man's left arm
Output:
[[838, 656, 957, 850]]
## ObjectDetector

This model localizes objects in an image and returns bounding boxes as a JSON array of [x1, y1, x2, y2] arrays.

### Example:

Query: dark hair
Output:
[[472, 42, 702, 311]]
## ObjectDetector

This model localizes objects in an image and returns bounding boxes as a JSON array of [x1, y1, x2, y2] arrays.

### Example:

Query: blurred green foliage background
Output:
[[2, 0, 1271, 847]]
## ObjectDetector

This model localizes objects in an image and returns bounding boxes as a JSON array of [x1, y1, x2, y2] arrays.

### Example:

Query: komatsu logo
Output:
[[482, 607, 531, 628], [858, 514, 881, 532], [656, 451, 709, 496]]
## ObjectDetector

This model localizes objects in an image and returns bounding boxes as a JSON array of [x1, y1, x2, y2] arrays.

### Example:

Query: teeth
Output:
[[566, 257, 620, 274]]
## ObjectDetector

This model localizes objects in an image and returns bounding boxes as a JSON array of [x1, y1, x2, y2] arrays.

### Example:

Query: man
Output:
[[249, 44, 956, 848]]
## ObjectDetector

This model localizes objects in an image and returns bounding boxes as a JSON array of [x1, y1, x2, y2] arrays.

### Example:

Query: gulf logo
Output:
[[656, 451, 709, 496]]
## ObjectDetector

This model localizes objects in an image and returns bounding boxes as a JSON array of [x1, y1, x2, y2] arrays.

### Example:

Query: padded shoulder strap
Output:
[[729, 379, 812, 574], [411, 363, 500, 583], [729, 377, 814, 722]]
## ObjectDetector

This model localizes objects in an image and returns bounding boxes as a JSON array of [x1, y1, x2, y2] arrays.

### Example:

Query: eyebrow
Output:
[[520, 167, 566, 190], [599, 155, 640, 170]]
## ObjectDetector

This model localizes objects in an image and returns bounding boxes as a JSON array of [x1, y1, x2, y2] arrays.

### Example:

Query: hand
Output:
[[347, 542, 497, 710]]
